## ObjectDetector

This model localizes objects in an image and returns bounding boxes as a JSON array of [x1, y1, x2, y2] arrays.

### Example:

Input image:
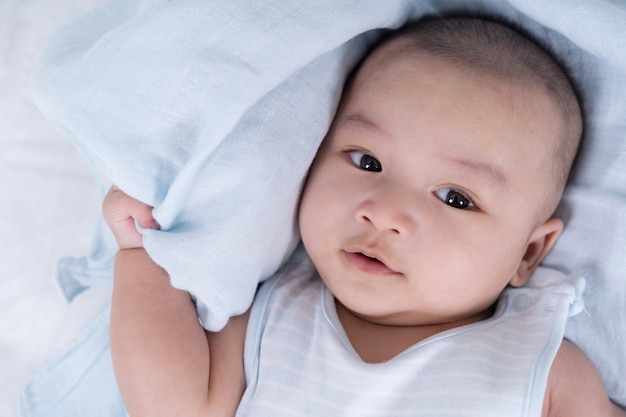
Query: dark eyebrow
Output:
[[339, 113, 388, 136], [448, 157, 508, 187]]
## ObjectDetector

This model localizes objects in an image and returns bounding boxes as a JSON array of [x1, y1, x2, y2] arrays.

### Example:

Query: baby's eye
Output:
[[348, 151, 382, 172], [434, 188, 475, 209]]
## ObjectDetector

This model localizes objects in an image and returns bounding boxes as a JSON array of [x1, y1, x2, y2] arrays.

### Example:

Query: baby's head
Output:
[[299, 17, 583, 327]]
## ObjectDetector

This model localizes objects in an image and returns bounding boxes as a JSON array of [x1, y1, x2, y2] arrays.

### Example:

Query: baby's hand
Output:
[[102, 186, 159, 250]]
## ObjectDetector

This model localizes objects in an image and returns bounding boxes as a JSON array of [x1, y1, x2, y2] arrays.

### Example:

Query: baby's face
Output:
[[298, 42, 563, 327]]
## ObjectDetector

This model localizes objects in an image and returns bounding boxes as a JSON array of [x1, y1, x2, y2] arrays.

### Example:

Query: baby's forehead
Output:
[[359, 38, 553, 111], [349, 42, 563, 181]]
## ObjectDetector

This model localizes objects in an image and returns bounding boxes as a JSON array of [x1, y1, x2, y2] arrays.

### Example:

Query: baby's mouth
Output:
[[344, 250, 397, 275], [360, 252, 383, 264]]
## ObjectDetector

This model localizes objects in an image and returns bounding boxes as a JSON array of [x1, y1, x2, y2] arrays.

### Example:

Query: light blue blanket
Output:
[[21, 0, 626, 415]]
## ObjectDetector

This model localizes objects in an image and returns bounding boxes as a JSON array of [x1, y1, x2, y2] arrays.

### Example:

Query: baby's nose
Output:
[[355, 187, 417, 237]]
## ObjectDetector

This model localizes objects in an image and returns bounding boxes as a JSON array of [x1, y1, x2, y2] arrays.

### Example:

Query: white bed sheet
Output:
[[0, 1, 108, 416]]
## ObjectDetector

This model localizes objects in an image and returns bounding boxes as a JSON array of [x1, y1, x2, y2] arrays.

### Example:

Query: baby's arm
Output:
[[103, 187, 247, 417], [544, 339, 626, 417]]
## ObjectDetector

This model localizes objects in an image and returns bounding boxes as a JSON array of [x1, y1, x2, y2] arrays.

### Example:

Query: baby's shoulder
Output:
[[544, 339, 625, 417]]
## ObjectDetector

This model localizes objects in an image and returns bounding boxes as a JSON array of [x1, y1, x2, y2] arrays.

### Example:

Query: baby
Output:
[[103, 16, 626, 417]]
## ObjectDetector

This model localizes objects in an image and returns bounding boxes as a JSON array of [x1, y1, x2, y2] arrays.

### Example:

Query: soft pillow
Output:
[[31, 0, 626, 407]]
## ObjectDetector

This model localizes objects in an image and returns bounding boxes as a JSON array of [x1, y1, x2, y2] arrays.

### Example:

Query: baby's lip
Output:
[[343, 248, 398, 275]]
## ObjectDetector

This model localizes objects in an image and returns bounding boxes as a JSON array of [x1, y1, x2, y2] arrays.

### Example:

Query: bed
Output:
[[3, 1, 625, 416], [1, 1, 108, 417]]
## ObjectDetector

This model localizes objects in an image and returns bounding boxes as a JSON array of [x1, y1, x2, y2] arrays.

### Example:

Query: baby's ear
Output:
[[510, 217, 564, 287]]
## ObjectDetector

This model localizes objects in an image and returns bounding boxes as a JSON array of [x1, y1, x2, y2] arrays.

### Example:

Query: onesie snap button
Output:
[[513, 294, 530, 311], [546, 293, 560, 311]]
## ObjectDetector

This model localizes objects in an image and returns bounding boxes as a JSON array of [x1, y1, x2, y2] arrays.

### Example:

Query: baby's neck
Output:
[[335, 300, 493, 364]]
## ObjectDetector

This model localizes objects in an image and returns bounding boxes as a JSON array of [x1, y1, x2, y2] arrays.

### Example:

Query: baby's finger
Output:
[[103, 186, 158, 249], [104, 187, 156, 225]]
